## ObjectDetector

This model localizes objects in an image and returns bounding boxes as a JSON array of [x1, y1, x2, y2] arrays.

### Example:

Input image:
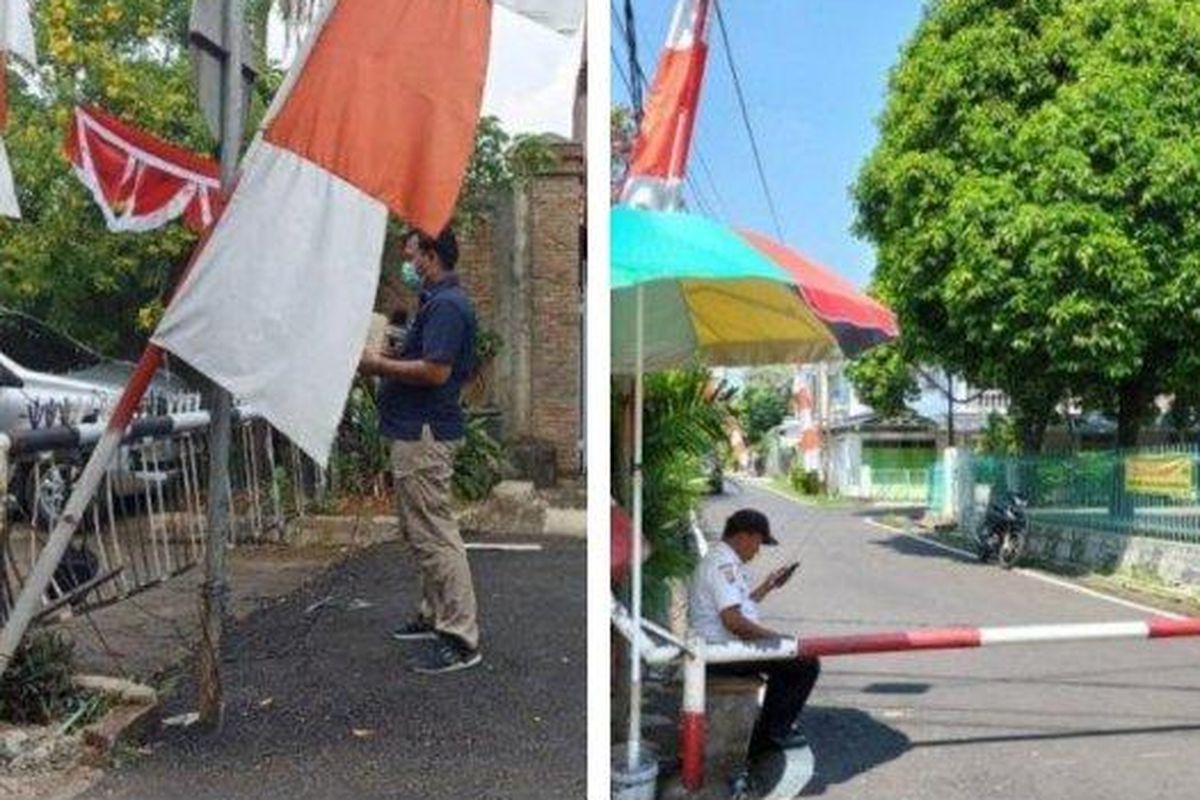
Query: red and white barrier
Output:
[[628, 610, 1200, 793]]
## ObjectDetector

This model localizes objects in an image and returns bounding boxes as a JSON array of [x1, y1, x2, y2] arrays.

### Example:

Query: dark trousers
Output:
[[709, 657, 821, 759]]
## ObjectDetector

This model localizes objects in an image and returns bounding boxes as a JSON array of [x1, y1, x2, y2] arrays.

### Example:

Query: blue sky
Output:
[[612, 0, 928, 289]]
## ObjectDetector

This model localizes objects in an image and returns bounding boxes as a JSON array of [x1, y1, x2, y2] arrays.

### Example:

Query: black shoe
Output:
[[412, 635, 482, 674], [773, 721, 810, 751], [391, 618, 436, 641]]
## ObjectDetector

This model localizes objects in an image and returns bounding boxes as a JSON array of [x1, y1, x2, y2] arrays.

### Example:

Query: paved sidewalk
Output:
[[81, 537, 585, 800]]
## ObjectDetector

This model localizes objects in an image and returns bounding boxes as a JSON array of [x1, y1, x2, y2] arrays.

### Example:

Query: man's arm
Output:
[[719, 605, 785, 641], [359, 351, 451, 386]]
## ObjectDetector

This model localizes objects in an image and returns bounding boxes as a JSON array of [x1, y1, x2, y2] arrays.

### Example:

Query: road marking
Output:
[[861, 518, 1188, 621], [465, 543, 544, 552]]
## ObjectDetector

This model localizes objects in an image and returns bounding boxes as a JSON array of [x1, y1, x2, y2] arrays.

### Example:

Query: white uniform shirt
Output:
[[688, 540, 760, 644]]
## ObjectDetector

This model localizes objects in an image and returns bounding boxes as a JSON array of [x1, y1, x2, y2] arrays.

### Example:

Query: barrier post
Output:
[[680, 632, 707, 792]]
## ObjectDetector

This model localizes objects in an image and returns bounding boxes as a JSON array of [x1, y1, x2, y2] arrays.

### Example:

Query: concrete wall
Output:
[[1023, 522, 1200, 596]]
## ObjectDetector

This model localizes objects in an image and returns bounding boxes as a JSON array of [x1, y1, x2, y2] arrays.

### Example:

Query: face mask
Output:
[[400, 261, 423, 290]]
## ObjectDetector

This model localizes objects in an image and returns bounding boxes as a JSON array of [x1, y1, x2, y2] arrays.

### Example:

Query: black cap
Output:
[[722, 508, 778, 546]]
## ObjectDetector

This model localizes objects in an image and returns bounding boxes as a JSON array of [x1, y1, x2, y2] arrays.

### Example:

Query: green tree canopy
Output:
[[854, 0, 1200, 451], [845, 341, 920, 419]]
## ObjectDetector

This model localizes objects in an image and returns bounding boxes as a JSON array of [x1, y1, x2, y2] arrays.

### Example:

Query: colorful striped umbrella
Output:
[[611, 207, 842, 374], [611, 205, 898, 769], [738, 228, 899, 358]]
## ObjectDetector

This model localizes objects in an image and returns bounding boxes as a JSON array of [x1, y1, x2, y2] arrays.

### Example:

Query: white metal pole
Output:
[[627, 284, 645, 769]]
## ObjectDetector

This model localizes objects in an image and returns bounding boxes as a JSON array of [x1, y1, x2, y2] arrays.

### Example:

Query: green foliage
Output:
[[845, 341, 920, 418], [977, 412, 1021, 456], [453, 416, 505, 502], [854, 0, 1200, 450], [734, 370, 791, 447], [0, 0, 221, 357], [789, 465, 823, 496], [639, 369, 733, 615], [0, 631, 77, 725], [457, 116, 559, 230], [474, 327, 504, 365], [331, 381, 389, 498]]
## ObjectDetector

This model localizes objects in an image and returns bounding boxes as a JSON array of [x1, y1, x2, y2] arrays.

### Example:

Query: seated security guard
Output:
[[688, 508, 821, 764]]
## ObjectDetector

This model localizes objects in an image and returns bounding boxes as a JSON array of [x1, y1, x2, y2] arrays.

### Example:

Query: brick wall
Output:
[[528, 142, 584, 475]]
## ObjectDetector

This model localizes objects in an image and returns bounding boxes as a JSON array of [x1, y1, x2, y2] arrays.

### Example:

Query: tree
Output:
[[734, 369, 790, 447], [0, 0, 282, 357], [854, 0, 1200, 451], [845, 341, 920, 418]]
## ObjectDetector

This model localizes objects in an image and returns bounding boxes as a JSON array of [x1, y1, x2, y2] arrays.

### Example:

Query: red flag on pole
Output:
[[620, 0, 711, 211], [64, 106, 225, 233]]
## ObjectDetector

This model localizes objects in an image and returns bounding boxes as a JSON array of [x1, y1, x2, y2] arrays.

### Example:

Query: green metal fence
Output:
[[869, 467, 931, 503], [970, 445, 1200, 544]]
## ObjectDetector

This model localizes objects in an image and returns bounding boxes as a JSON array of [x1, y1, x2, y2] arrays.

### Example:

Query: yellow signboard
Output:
[[1125, 456, 1194, 499]]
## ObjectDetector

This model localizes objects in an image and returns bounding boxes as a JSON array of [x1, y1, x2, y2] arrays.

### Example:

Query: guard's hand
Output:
[[358, 350, 385, 376], [768, 562, 799, 591]]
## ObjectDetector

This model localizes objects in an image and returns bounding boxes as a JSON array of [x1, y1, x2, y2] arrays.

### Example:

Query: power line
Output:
[[622, 0, 644, 124], [713, 0, 786, 242]]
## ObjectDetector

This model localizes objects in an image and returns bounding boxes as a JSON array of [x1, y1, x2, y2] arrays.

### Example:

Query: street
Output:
[[702, 480, 1200, 800], [80, 537, 586, 800]]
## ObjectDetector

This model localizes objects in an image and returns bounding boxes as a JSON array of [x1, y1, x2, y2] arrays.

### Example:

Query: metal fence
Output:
[[0, 410, 333, 629], [966, 445, 1200, 544], [868, 467, 931, 503]]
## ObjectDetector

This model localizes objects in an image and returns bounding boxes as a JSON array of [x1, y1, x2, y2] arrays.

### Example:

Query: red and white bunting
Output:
[[620, 0, 711, 211], [64, 106, 224, 234]]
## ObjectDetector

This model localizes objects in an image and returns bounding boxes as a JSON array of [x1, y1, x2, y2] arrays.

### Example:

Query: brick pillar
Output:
[[527, 141, 584, 476]]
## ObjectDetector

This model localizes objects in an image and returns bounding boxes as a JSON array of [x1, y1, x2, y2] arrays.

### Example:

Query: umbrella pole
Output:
[[628, 284, 645, 769]]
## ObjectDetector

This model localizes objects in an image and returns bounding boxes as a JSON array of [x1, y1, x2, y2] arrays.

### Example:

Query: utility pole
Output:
[[196, 0, 244, 730]]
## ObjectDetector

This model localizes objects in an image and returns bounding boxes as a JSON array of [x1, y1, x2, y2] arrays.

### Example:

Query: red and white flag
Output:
[[1, 0, 36, 219], [65, 106, 224, 233], [153, 0, 492, 463], [620, 0, 711, 211], [793, 374, 821, 472], [496, 0, 584, 34]]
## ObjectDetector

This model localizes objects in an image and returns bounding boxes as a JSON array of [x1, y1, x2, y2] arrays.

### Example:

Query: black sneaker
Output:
[[391, 618, 436, 641], [773, 721, 810, 751], [412, 635, 482, 674]]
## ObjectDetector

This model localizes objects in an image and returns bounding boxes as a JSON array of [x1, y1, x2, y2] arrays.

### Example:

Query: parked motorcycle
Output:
[[975, 491, 1029, 569]]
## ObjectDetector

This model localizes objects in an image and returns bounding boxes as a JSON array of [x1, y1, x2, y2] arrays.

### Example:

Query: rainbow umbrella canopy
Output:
[[738, 228, 899, 358], [611, 207, 845, 373], [611, 205, 899, 767]]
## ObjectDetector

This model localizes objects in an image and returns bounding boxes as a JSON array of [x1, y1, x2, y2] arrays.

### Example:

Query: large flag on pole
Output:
[[153, 0, 492, 463], [1, 0, 36, 219], [620, 0, 711, 211], [65, 106, 224, 233]]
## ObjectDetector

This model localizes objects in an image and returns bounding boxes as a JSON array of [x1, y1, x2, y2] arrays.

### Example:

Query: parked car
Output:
[[0, 307, 199, 523]]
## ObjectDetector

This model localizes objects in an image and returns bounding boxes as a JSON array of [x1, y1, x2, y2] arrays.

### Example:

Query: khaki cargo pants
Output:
[[391, 425, 479, 650]]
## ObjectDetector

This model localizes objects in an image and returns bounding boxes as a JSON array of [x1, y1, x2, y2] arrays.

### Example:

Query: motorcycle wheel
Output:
[[998, 531, 1025, 569]]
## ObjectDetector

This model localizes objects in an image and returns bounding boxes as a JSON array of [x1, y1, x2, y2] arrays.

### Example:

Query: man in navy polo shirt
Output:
[[359, 227, 481, 674]]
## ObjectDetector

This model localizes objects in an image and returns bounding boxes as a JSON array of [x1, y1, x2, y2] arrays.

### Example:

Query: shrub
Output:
[[0, 631, 77, 725]]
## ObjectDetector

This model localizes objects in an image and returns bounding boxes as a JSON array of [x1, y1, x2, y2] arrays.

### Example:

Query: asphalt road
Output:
[[82, 538, 586, 800], [702, 480, 1200, 800]]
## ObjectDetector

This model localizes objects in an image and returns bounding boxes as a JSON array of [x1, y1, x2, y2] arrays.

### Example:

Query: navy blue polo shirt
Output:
[[378, 274, 477, 441]]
